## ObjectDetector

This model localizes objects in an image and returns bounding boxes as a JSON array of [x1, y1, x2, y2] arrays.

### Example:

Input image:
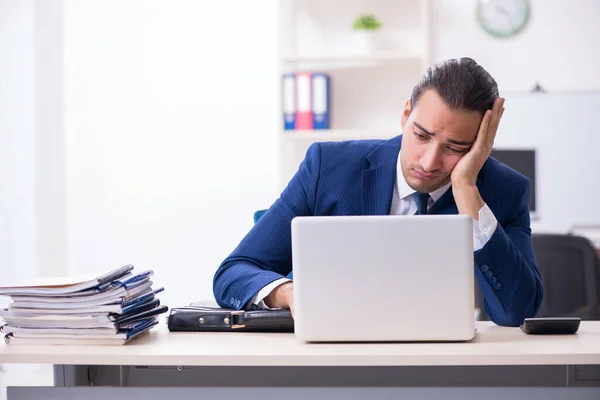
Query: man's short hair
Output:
[[410, 57, 499, 115]]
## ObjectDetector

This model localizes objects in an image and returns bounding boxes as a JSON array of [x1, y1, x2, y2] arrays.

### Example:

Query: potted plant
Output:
[[351, 14, 383, 54]]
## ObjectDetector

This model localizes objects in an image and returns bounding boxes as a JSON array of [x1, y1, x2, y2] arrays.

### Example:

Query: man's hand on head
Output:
[[450, 97, 505, 220], [451, 97, 505, 189]]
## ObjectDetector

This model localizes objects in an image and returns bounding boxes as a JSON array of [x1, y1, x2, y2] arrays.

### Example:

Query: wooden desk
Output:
[[2, 321, 600, 399]]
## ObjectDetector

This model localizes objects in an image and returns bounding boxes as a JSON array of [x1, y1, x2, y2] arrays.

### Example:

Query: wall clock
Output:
[[476, 0, 530, 38]]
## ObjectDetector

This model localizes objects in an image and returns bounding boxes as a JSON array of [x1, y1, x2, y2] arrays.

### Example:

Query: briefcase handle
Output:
[[232, 309, 293, 330]]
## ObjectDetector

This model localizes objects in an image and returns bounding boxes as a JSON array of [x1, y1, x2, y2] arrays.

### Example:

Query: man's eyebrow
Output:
[[413, 121, 473, 147], [413, 122, 434, 136]]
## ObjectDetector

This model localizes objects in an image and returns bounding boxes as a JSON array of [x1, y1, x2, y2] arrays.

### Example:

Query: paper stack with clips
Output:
[[0, 264, 168, 345]]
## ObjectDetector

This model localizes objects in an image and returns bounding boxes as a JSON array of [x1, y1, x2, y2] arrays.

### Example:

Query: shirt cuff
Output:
[[250, 278, 292, 309], [472, 203, 498, 251]]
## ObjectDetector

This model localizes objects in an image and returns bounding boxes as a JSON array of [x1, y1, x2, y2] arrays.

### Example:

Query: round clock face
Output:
[[476, 0, 530, 38]]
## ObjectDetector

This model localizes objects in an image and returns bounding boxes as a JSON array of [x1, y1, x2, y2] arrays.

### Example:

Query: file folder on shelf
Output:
[[294, 72, 313, 130], [282, 72, 296, 130], [312, 73, 330, 130]]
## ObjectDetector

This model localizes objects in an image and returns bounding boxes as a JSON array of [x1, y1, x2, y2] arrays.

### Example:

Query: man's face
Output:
[[400, 89, 483, 193]]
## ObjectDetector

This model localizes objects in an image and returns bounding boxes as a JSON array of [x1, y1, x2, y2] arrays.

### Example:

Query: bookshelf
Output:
[[277, 0, 432, 190]]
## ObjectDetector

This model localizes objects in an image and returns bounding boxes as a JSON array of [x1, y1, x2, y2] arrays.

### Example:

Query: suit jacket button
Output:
[[493, 282, 502, 290], [490, 276, 497, 284], [480, 264, 490, 273], [485, 271, 493, 278]]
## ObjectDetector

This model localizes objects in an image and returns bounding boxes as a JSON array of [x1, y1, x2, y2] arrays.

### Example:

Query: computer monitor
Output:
[[490, 149, 536, 214]]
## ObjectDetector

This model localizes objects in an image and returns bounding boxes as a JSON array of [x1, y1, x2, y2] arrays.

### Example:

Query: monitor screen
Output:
[[490, 149, 536, 213]]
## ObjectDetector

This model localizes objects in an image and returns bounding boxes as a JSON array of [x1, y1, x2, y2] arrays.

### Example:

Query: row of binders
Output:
[[283, 71, 331, 131], [0, 264, 167, 345]]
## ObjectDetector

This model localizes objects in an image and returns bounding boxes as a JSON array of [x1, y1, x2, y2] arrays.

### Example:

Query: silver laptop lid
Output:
[[291, 215, 475, 342]]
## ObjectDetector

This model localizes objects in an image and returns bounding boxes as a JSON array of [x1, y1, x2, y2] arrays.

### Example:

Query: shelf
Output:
[[282, 129, 399, 141], [276, 0, 430, 190], [281, 51, 423, 64]]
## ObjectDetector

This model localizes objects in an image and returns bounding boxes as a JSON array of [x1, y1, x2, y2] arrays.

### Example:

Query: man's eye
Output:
[[415, 132, 427, 140], [448, 147, 467, 154]]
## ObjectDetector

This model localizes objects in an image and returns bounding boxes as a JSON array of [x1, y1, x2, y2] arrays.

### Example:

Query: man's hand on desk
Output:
[[264, 281, 294, 317]]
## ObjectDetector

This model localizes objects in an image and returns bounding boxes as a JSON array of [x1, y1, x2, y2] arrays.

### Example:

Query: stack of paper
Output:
[[0, 264, 168, 345]]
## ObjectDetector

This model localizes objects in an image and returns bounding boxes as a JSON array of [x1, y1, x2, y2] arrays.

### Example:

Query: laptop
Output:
[[291, 214, 476, 342]]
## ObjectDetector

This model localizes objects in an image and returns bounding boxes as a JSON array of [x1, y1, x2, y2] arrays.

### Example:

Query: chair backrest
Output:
[[253, 209, 267, 224], [475, 233, 600, 321], [532, 233, 599, 320]]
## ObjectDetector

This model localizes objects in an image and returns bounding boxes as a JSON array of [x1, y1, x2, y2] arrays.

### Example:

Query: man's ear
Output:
[[400, 99, 412, 131]]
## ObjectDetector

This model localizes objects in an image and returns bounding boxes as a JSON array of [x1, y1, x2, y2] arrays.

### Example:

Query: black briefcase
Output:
[[167, 302, 294, 332]]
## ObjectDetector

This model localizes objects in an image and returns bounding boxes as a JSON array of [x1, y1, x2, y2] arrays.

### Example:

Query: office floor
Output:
[[0, 364, 53, 400]]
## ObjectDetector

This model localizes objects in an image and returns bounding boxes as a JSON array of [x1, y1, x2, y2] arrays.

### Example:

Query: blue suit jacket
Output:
[[213, 135, 543, 326]]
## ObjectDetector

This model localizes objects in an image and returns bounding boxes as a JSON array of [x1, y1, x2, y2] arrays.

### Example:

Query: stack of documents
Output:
[[0, 264, 167, 345]]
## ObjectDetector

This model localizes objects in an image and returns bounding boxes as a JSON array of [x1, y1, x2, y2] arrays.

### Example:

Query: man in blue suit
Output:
[[213, 57, 543, 327]]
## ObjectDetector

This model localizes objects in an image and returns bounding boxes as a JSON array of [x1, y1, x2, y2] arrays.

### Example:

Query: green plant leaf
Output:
[[352, 14, 382, 30]]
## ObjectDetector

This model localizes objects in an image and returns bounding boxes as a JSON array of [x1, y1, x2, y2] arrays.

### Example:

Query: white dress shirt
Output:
[[251, 151, 498, 309]]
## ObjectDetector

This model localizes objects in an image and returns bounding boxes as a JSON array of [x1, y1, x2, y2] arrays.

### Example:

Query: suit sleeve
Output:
[[212, 143, 321, 310], [474, 178, 543, 326]]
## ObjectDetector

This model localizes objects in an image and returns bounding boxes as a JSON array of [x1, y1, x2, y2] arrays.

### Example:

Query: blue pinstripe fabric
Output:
[[212, 135, 543, 326]]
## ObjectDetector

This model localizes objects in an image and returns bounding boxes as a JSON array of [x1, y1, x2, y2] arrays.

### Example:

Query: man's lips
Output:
[[412, 169, 439, 180]]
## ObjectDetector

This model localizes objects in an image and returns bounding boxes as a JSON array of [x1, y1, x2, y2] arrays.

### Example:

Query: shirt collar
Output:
[[396, 150, 451, 203]]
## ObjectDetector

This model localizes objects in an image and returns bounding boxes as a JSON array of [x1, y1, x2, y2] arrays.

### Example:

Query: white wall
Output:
[[2, 0, 599, 307], [0, 0, 36, 291], [430, 0, 600, 92], [494, 92, 600, 233], [430, 0, 600, 233], [35, 0, 68, 279], [63, 0, 280, 306], [0, 0, 67, 300]]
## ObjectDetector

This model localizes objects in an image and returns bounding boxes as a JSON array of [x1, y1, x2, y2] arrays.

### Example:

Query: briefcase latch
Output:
[[230, 310, 246, 329]]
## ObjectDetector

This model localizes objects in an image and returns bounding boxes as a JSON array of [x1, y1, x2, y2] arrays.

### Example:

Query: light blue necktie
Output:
[[413, 192, 431, 215]]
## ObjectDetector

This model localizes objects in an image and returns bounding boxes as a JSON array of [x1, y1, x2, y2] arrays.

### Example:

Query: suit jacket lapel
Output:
[[429, 188, 457, 215], [361, 135, 402, 215]]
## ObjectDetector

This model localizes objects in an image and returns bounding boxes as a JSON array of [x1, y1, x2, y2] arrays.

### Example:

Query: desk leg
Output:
[[53, 365, 91, 386], [53, 364, 134, 387]]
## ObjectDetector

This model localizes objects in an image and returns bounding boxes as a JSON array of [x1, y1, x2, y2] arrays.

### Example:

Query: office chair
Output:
[[478, 233, 600, 321], [531, 233, 599, 320], [253, 209, 267, 224]]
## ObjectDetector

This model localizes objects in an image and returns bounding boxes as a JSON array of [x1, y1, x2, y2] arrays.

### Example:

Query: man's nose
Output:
[[420, 145, 442, 172]]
